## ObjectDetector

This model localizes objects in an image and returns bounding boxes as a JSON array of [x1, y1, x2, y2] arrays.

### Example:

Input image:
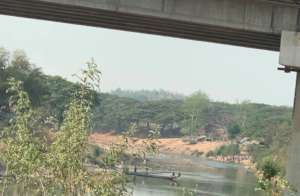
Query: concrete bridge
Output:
[[0, 0, 300, 51], [1, 0, 300, 193]]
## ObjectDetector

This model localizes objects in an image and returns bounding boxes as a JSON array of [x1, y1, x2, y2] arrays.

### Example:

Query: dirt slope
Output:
[[89, 132, 226, 156]]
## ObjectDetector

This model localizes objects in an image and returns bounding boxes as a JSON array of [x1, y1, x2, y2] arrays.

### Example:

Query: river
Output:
[[2, 153, 261, 196], [129, 154, 262, 196]]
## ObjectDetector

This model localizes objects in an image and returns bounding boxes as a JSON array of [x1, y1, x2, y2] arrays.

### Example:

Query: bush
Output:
[[216, 144, 240, 156], [260, 157, 281, 180], [227, 123, 241, 139], [206, 150, 215, 157], [256, 156, 297, 196], [206, 144, 240, 157]]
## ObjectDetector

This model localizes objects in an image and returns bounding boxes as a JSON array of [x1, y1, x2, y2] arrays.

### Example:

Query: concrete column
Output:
[[287, 72, 300, 194], [280, 31, 300, 195]]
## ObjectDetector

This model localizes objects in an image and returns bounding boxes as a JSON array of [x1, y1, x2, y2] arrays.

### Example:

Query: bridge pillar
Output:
[[280, 31, 300, 194], [287, 73, 300, 194]]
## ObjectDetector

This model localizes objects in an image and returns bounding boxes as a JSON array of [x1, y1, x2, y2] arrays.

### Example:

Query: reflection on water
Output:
[[129, 154, 262, 196], [2, 154, 262, 196]]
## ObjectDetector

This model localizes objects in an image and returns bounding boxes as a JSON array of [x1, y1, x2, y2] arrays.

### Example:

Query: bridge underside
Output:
[[1, 0, 299, 51]]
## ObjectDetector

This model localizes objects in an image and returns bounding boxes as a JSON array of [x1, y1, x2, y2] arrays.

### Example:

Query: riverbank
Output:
[[207, 154, 256, 171], [89, 132, 227, 156], [89, 132, 258, 171]]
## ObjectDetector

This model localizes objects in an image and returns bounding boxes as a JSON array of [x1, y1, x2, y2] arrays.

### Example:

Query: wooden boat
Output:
[[126, 171, 180, 181]]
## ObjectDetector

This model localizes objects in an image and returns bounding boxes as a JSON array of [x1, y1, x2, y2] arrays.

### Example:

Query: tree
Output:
[[47, 60, 104, 194], [1, 78, 45, 194], [0, 47, 9, 71], [0, 48, 9, 108], [0, 61, 129, 195], [152, 100, 183, 137], [181, 91, 210, 136], [0, 49, 49, 109], [10, 49, 31, 72], [43, 75, 78, 124], [227, 123, 241, 139]]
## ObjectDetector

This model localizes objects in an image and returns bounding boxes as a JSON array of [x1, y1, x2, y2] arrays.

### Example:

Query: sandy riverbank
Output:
[[89, 132, 227, 156]]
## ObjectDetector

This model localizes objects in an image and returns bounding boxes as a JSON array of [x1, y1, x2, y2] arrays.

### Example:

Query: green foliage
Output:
[[46, 61, 103, 194], [0, 48, 293, 146], [1, 78, 45, 190], [85, 144, 104, 166], [110, 88, 184, 102], [260, 157, 281, 180], [227, 123, 241, 139], [181, 91, 210, 136], [207, 144, 240, 157], [93, 96, 183, 137], [0, 47, 9, 70], [256, 156, 297, 196], [43, 75, 78, 124], [0, 61, 129, 195], [0, 48, 48, 110], [0, 58, 162, 195]]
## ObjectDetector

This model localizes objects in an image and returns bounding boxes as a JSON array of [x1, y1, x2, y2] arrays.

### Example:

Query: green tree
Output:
[[1, 78, 45, 194], [46, 61, 108, 194], [0, 48, 9, 108], [0, 49, 48, 108], [43, 75, 78, 124], [227, 123, 241, 139], [0, 61, 129, 195], [10, 49, 31, 72], [181, 91, 210, 136]]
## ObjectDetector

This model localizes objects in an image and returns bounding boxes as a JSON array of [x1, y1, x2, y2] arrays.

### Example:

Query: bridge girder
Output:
[[0, 0, 299, 50]]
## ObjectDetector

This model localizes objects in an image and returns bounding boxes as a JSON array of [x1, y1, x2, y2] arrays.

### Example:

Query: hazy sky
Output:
[[0, 15, 297, 106]]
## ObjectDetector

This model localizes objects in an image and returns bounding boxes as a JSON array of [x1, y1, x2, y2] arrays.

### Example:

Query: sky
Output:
[[0, 14, 297, 106]]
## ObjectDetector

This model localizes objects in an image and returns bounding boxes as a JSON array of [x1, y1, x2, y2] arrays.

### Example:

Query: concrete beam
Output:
[[280, 31, 300, 68], [0, 0, 299, 50], [37, 0, 299, 34]]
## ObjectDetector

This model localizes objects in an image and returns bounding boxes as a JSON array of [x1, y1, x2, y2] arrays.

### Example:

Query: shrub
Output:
[[206, 144, 240, 157], [256, 156, 297, 196], [260, 157, 281, 180], [227, 123, 241, 139]]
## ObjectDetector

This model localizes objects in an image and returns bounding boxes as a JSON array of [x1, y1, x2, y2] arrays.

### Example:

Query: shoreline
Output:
[[89, 132, 227, 156], [207, 155, 257, 171], [89, 132, 257, 172]]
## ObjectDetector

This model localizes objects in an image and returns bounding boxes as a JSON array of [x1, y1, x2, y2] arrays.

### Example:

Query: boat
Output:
[[126, 170, 180, 181]]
